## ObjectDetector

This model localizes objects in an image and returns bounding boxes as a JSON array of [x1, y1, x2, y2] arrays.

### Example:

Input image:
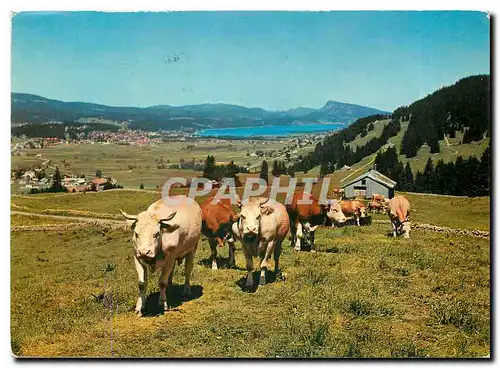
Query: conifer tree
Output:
[[260, 160, 269, 185]]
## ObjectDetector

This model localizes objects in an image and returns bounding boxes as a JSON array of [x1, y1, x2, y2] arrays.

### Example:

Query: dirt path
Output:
[[443, 135, 458, 155], [11, 211, 124, 226], [339, 155, 376, 183]]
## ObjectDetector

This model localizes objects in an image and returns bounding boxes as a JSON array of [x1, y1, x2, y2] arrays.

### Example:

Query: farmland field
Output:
[[10, 190, 490, 357], [11, 140, 287, 190]]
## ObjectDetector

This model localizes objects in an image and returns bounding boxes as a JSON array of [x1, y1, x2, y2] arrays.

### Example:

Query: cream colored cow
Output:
[[232, 197, 290, 288], [120, 195, 202, 315], [387, 195, 411, 238]]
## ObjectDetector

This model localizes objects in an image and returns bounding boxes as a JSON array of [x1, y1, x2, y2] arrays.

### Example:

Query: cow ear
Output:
[[260, 206, 274, 216], [120, 209, 137, 228], [319, 201, 330, 212]]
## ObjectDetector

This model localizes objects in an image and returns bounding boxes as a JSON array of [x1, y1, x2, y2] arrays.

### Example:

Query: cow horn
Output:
[[258, 197, 269, 206], [119, 209, 138, 221], [160, 211, 177, 223]]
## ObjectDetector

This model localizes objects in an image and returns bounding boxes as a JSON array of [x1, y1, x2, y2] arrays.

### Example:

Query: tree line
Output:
[[11, 122, 120, 139], [374, 144, 490, 197], [290, 115, 400, 175], [202, 156, 249, 186], [396, 75, 490, 158]]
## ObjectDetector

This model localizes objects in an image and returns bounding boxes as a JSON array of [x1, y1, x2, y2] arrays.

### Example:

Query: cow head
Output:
[[120, 209, 177, 261], [325, 199, 347, 225], [237, 197, 271, 244], [400, 217, 411, 238], [300, 222, 318, 248], [358, 205, 367, 218]]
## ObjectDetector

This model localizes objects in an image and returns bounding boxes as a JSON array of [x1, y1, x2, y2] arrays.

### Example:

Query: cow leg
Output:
[[158, 255, 175, 310], [392, 222, 397, 237], [134, 255, 148, 315], [243, 247, 254, 288], [273, 239, 282, 275], [259, 240, 273, 286], [294, 222, 302, 251], [167, 261, 175, 286], [183, 250, 195, 297], [356, 215, 361, 227], [227, 238, 236, 268], [208, 237, 218, 270], [309, 230, 316, 252], [289, 220, 297, 247]]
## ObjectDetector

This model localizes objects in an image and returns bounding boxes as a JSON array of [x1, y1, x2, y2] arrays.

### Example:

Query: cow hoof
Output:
[[293, 246, 301, 251], [310, 249, 316, 253], [211, 263, 218, 270], [159, 299, 168, 309], [135, 308, 144, 316]]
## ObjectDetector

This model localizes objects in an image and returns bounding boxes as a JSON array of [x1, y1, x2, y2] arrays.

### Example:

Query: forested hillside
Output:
[[290, 75, 491, 197], [395, 75, 490, 157], [11, 122, 120, 139], [289, 114, 394, 174]]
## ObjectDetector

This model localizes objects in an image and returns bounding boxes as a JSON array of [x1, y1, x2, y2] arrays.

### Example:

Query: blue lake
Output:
[[195, 123, 344, 138]]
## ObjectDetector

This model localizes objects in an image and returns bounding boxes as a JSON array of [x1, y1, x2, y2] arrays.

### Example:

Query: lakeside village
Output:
[[11, 123, 331, 194]]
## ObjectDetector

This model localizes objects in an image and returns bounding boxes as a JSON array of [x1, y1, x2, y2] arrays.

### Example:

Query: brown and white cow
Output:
[[201, 194, 238, 270], [232, 197, 290, 288], [331, 188, 345, 200], [371, 193, 386, 202], [340, 200, 367, 226], [368, 200, 385, 214], [387, 195, 411, 238], [326, 199, 348, 227], [120, 195, 202, 315], [286, 191, 329, 251]]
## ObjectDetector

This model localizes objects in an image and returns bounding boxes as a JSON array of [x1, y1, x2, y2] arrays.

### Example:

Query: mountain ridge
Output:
[[11, 92, 389, 130]]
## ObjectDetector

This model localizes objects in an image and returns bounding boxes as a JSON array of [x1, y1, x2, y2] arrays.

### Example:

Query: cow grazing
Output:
[[368, 200, 385, 214], [286, 191, 329, 251], [232, 197, 290, 288], [120, 195, 202, 315], [372, 193, 386, 202], [331, 188, 345, 199], [201, 194, 238, 270], [326, 199, 347, 227], [388, 195, 411, 238], [340, 200, 367, 226]]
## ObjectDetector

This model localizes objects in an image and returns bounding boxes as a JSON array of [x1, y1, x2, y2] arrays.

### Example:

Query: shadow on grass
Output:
[[197, 257, 246, 271], [141, 284, 203, 317], [235, 269, 284, 293]]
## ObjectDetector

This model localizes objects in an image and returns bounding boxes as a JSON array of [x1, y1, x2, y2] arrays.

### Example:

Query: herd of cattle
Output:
[[119, 191, 411, 316]]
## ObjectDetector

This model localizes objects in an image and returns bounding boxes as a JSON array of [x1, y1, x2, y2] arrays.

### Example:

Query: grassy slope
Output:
[[397, 192, 490, 231], [306, 120, 488, 182], [347, 119, 391, 149], [11, 221, 489, 357]]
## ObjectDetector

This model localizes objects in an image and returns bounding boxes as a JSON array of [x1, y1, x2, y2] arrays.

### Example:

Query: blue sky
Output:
[[11, 11, 490, 111]]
